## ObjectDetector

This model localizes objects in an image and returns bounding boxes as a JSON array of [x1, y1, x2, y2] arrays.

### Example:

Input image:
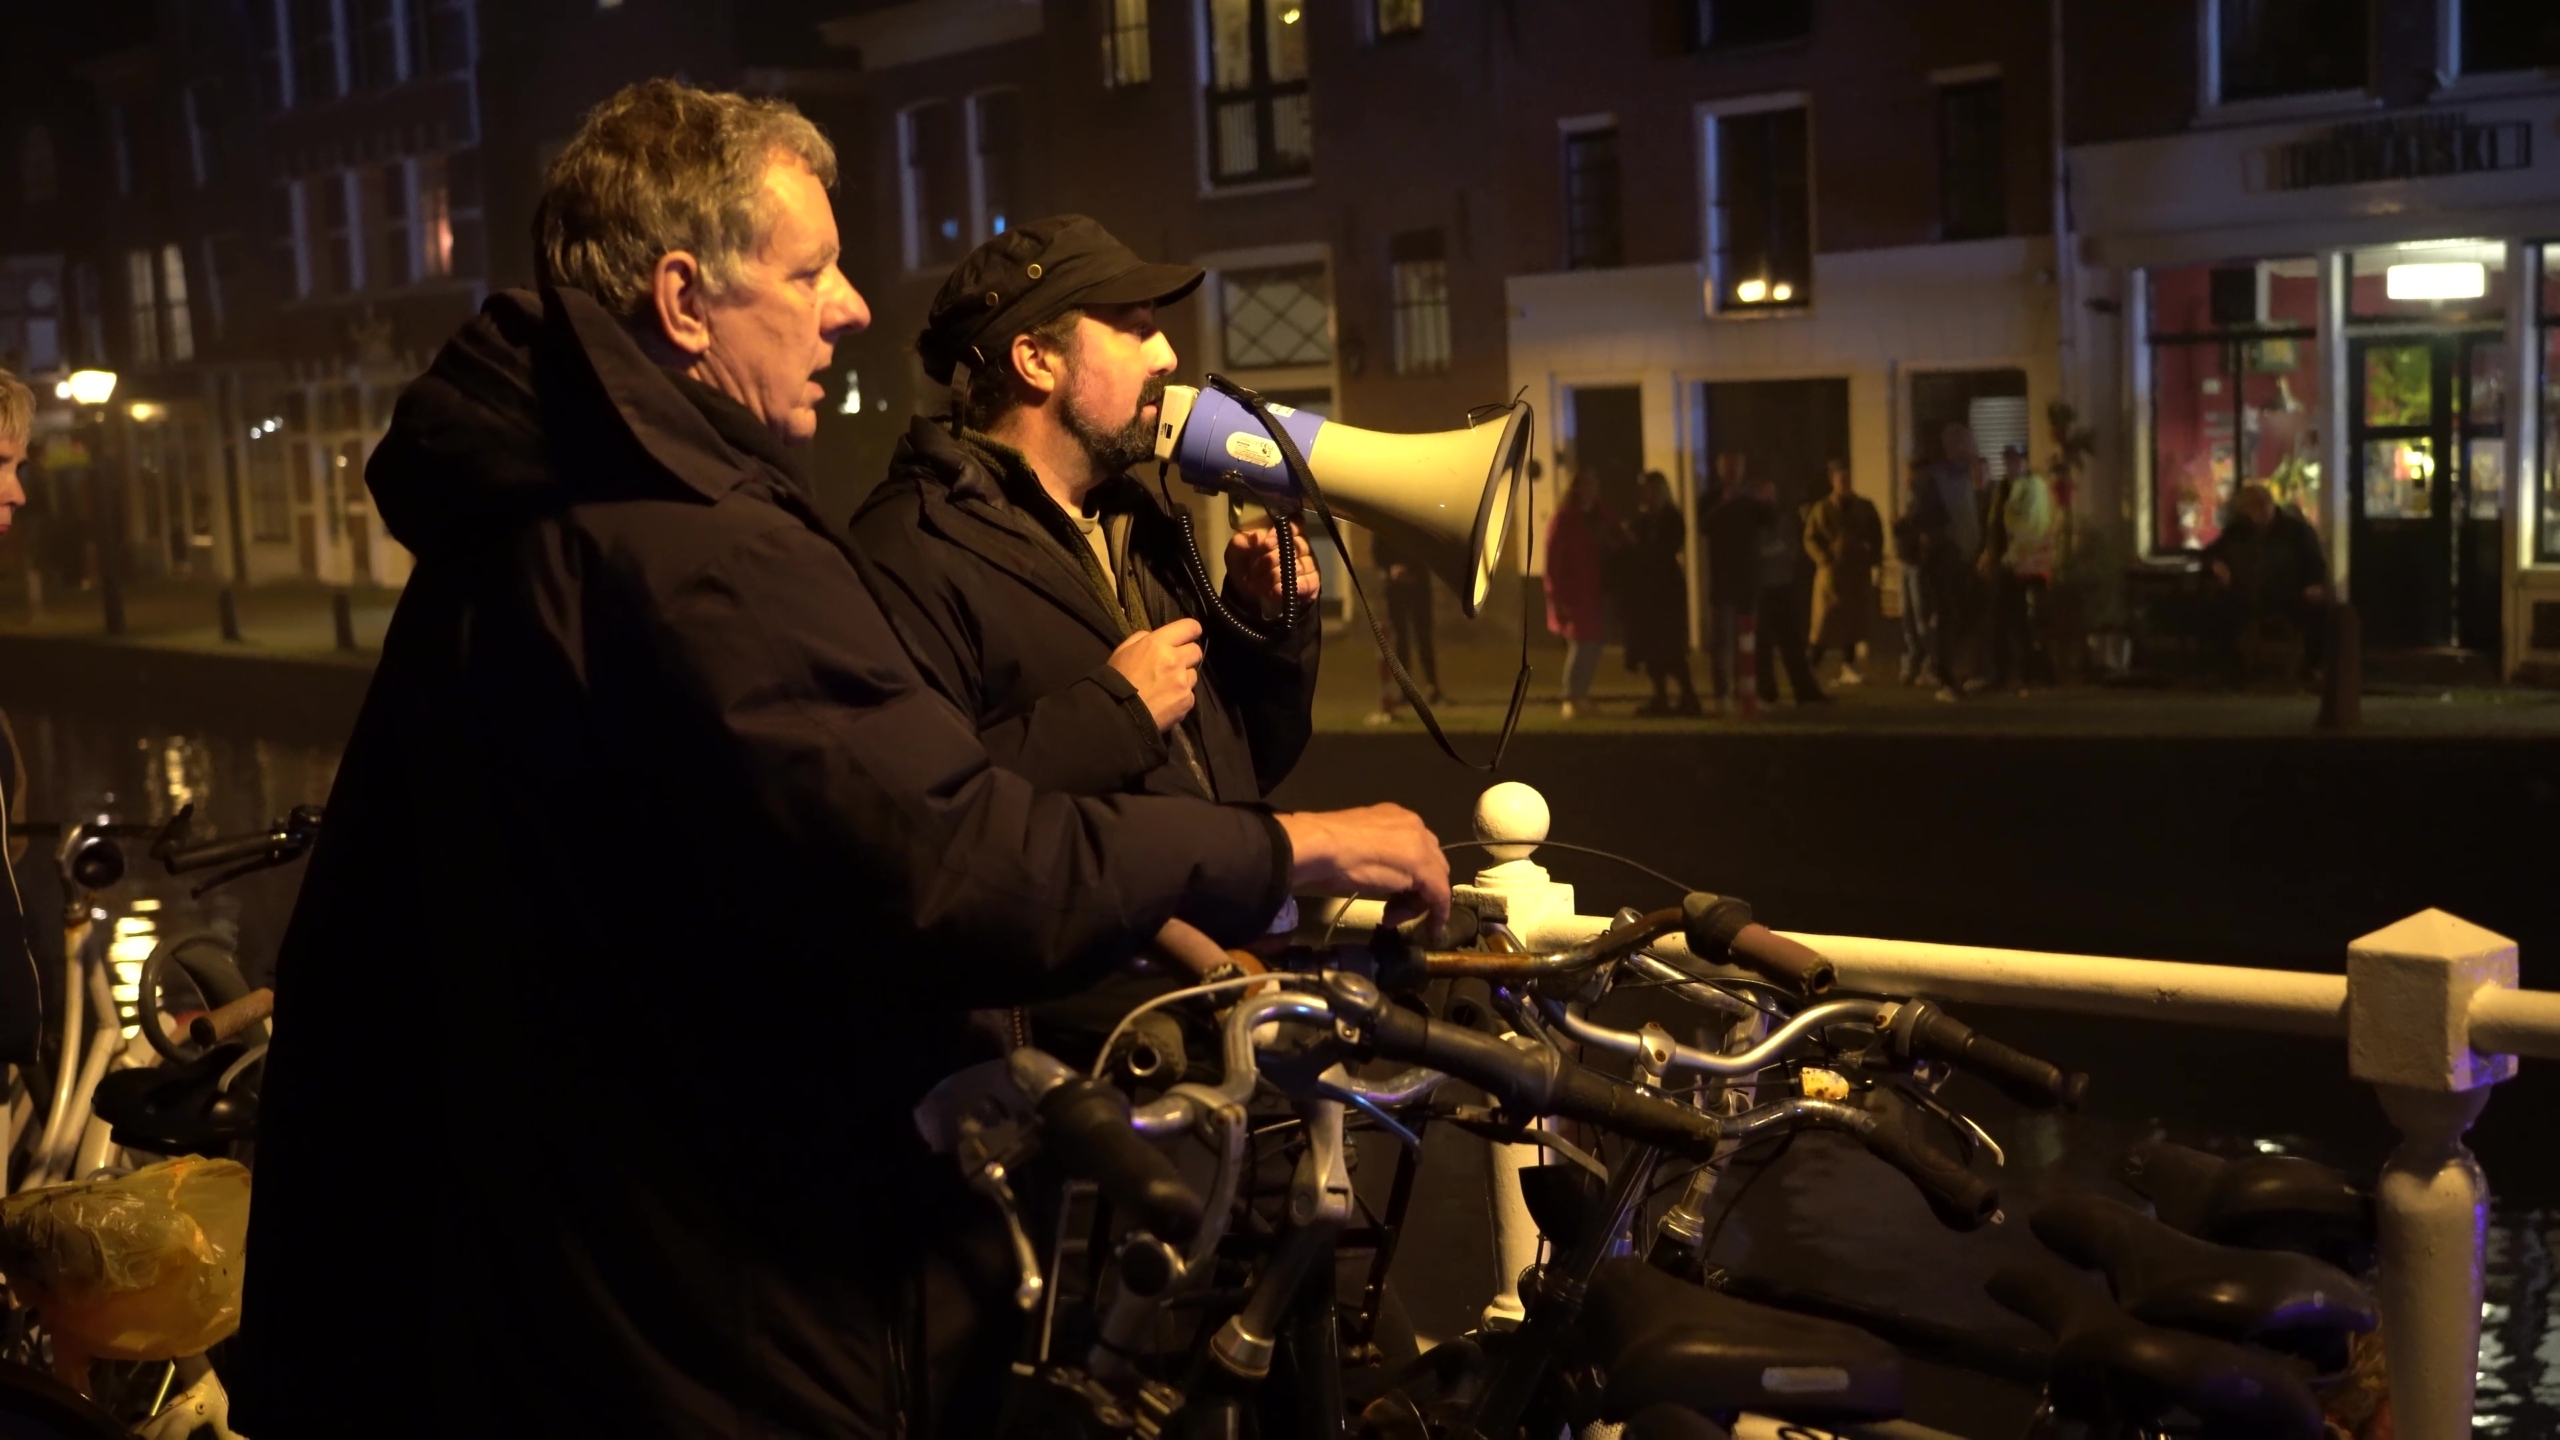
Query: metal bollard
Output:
[[332, 590, 356, 652], [218, 586, 242, 643], [2348, 909, 2516, 1440]]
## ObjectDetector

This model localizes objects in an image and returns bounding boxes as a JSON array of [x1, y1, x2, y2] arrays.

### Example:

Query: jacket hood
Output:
[[368, 286, 791, 560]]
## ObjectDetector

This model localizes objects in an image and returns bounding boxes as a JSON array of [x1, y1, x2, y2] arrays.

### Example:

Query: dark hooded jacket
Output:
[[847, 420, 1317, 804], [229, 288, 1289, 1440]]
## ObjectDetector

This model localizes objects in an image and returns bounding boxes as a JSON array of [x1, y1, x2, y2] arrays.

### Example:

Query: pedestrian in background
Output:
[[1753, 473, 1827, 706], [1544, 468, 1616, 720], [1699, 453, 1766, 713], [1981, 444, 2058, 694], [1621, 469, 1700, 716], [1803, 456, 1883, 687], [1891, 455, 1941, 686], [1928, 422, 1988, 701], [1367, 528, 1444, 724]]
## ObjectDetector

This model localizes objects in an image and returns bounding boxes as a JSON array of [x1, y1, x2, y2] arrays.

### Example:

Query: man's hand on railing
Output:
[[1277, 804, 1451, 933]]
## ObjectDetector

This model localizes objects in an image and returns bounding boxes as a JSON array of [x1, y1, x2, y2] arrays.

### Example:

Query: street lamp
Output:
[[59, 369, 119, 406]]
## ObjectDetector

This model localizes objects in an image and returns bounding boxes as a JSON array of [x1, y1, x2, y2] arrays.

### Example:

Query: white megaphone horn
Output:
[[1152, 383, 1532, 618]]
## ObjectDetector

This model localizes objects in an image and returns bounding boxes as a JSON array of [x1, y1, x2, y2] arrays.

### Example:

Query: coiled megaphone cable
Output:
[[1196, 373, 1531, 773]]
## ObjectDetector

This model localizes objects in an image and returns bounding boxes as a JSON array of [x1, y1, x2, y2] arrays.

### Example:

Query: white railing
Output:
[[1298, 781, 2539, 1440]]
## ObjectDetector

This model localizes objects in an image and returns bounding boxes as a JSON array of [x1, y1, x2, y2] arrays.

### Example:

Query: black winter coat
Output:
[[229, 288, 1289, 1440], [848, 420, 1318, 803]]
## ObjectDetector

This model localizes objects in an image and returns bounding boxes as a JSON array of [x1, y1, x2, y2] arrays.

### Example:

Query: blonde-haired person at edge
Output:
[[0, 366, 38, 1072]]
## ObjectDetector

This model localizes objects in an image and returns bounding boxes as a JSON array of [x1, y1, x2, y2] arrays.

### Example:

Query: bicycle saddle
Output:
[[2029, 1192, 2374, 1373], [2121, 1140, 2376, 1274], [1574, 1259, 1902, 1426], [1988, 1258, 2324, 1440]]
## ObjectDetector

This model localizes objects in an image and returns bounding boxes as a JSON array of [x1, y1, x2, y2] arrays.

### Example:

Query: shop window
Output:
[[1102, 0, 1151, 87], [1693, 0, 1811, 51], [1561, 124, 1622, 271], [1221, 263, 1330, 368], [900, 101, 967, 271], [2347, 241, 2507, 325], [2540, 242, 2560, 562], [2459, 0, 2560, 76], [1204, 0, 1312, 187], [2145, 257, 2322, 553], [1705, 99, 1811, 311], [1374, 0, 1422, 38], [125, 249, 160, 366], [969, 89, 1022, 242], [2211, 0, 2369, 103], [1387, 229, 1449, 375], [1938, 79, 2004, 241]]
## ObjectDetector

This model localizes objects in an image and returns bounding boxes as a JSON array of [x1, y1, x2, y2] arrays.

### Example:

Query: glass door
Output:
[[2348, 333, 2504, 653]]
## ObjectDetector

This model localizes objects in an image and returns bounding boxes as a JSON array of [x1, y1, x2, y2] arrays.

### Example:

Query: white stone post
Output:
[[1459, 783, 1576, 1329], [2347, 909, 2519, 1440]]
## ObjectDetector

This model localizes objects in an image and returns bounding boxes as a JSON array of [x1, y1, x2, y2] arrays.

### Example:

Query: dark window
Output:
[[2217, 0, 2368, 103], [320, 172, 360, 293], [2462, 0, 2560, 75], [20, 125, 57, 206], [1709, 106, 1810, 310], [1562, 127, 1622, 270], [970, 90, 1022, 240], [107, 104, 132, 197], [1375, 0, 1422, 38], [1938, 80, 2005, 241], [380, 162, 414, 285], [902, 101, 967, 269], [1694, 0, 1812, 51], [409, 0, 474, 75], [182, 82, 221, 188], [1205, 0, 1311, 186], [275, 181, 310, 300], [357, 0, 406, 88], [1102, 0, 1151, 87], [1387, 229, 1449, 375], [1221, 263, 1331, 368], [293, 0, 343, 104], [201, 234, 239, 341]]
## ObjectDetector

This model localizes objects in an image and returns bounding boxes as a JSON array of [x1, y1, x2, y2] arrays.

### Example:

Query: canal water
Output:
[[7, 699, 2559, 1433]]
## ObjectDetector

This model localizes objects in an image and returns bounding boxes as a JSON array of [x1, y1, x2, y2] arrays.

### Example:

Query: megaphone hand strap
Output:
[[1202, 374, 1529, 774]]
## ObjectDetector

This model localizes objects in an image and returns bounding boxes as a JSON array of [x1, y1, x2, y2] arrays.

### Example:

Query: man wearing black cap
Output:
[[850, 215, 1320, 810]]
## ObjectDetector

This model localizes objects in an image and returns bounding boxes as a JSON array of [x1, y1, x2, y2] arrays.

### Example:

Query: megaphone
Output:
[[1153, 384, 1530, 618]]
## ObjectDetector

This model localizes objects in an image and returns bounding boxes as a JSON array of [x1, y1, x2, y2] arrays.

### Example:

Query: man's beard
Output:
[[1062, 372, 1166, 478]]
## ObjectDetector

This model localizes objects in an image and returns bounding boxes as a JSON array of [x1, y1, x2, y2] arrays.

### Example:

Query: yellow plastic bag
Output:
[[0, 1156, 251, 1384]]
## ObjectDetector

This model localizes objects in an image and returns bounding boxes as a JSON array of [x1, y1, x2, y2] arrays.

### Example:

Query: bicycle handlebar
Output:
[[1023, 1068, 1206, 1243], [1885, 1000, 2088, 1111], [1683, 893, 1836, 995]]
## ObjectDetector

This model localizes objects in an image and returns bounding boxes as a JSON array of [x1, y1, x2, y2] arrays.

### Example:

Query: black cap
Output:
[[917, 215, 1203, 385]]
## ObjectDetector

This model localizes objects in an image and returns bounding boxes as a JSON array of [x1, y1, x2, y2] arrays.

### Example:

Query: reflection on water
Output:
[[2481, 1211, 2560, 1433], [4, 705, 339, 987]]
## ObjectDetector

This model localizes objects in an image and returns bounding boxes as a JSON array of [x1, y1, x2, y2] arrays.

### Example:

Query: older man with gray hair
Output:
[[232, 80, 1445, 1440]]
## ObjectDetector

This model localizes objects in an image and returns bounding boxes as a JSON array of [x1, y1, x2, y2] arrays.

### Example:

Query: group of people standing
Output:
[[1533, 419, 2063, 717]]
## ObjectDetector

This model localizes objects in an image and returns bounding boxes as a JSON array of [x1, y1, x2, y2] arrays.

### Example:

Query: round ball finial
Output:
[[1474, 781, 1550, 864]]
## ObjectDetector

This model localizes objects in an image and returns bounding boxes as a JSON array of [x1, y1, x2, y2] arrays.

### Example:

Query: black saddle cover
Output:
[[2122, 1140, 2376, 1273], [1989, 1257, 2325, 1440], [1574, 1259, 1902, 1424], [2031, 1192, 2374, 1371]]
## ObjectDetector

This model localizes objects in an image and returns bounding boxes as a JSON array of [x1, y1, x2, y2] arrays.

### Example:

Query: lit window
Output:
[[1102, 0, 1151, 87], [1561, 125, 1620, 271], [1375, 0, 1421, 37], [1204, 0, 1312, 187], [159, 245, 194, 362], [901, 101, 967, 271], [969, 90, 1022, 242], [126, 249, 160, 366], [1705, 100, 1811, 311], [1387, 230, 1449, 375], [417, 156, 453, 278]]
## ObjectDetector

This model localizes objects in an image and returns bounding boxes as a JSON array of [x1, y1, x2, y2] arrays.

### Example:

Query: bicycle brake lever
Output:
[[1889, 1078, 2005, 1168]]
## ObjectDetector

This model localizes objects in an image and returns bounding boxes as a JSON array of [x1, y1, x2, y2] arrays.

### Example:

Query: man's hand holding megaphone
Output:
[[1227, 521, 1322, 621]]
